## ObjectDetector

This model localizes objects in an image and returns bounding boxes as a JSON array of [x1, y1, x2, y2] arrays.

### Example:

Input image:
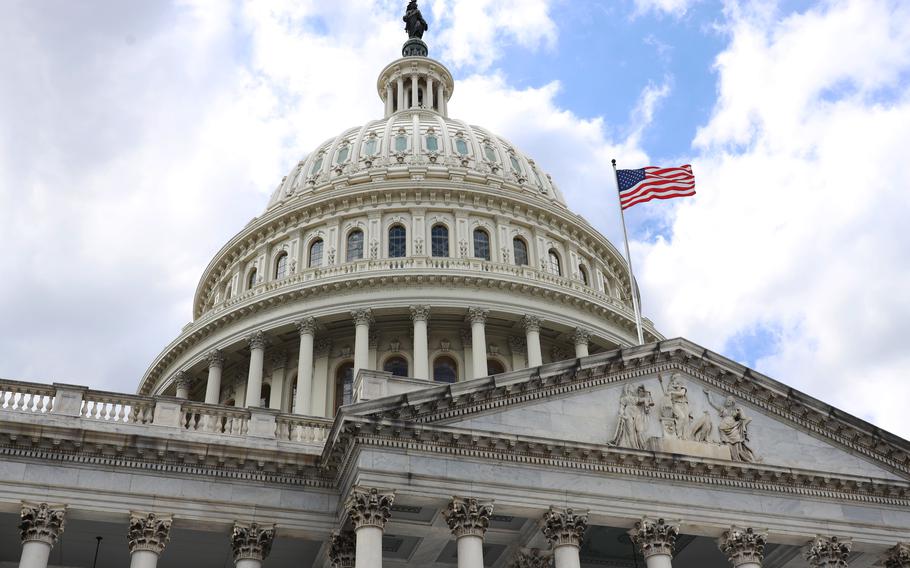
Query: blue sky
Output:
[[1, 0, 909, 437]]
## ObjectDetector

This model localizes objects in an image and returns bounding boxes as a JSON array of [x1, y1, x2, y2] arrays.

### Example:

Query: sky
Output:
[[1, 0, 909, 437]]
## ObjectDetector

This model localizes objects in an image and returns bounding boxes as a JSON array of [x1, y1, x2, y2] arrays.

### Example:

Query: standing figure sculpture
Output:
[[658, 373, 692, 439], [404, 1, 428, 39], [609, 384, 654, 450], [703, 390, 757, 462]]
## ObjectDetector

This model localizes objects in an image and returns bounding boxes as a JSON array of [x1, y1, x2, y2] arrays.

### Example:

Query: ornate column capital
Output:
[[511, 548, 551, 568], [128, 512, 173, 555], [19, 502, 66, 546], [351, 309, 374, 326], [719, 526, 768, 567], [522, 315, 541, 333], [467, 307, 489, 325], [296, 317, 318, 336], [247, 330, 268, 351], [572, 327, 591, 346], [328, 530, 356, 568], [508, 336, 526, 351], [345, 486, 395, 530], [315, 338, 333, 357], [231, 521, 276, 563], [269, 350, 287, 370], [443, 497, 494, 539], [207, 349, 224, 369], [882, 543, 910, 568], [629, 517, 680, 559], [173, 370, 193, 391], [805, 536, 852, 567], [410, 305, 431, 323], [541, 507, 588, 549]]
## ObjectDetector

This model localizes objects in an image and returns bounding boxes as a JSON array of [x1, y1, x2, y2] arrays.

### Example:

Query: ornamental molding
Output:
[[572, 328, 591, 346], [206, 349, 224, 369], [296, 317, 318, 336], [522, 315, 541, 333], [19, 502, 66, 546], [410, 305, 431, 322], [804, 535, 852, 567], [510, 549, 552, 568], [443, 496, 494, 539], [467, 307, 489, 325], [128, 512, 173, 555], [351, 309, 374, 326], [344, 486, 395, 529], [247, 330, 268, 351], [173, 371, 193, 391], [881, 543, 910, 568], [718, 526, 768, 567], [231, 521, 276, 562], [629, 517, 680, 559], [329, 530, 356, 568], [542, 507, 588, 548]]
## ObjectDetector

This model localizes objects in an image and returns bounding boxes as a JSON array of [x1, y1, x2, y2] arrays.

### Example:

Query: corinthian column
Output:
[[351, 309, 373, 377], [523, 315, 543, 367], [329, 530, 356, 568], [231, 522, 276, 568], [204, 350, 224, 404], [467, 308, 489, 379], [572, 328, 591, 358], [345, 486, 395, 568], [719, 527, 767, 568], [410, 306, 430, 380], [295, 318, 317, 414], [18, 502, 66, 568], [804, 536, 853, 567], [128, 512, 173, 568], [881, 543, 910, 568], [245, 331, 267, 408], [542, 507, 588, 568], [629, 517, 680, 568], [443, 497, 494, 568], [173, 371, 192, 399]]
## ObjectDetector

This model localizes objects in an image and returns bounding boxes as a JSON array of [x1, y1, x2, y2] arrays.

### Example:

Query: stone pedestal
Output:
[[648, 437, 732, 460]]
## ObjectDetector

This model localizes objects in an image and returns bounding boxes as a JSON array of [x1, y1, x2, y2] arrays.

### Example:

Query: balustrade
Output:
[[276, 415, 333, 443], [81, 391, 155, 424], [0, 381, 55, 413]]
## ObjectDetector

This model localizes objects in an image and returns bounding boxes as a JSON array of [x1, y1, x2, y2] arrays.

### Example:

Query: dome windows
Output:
[[383, 356, 409, 377], [274, 252, 289, 279], [395, 134, 409, 153], [388, 225, 407, 258], [363, 135, 379, 157], [425, 128, 439, 152], [509, 154, 522, 174], [310, 154, 325, 177], [473, 229, 491, 261], [548, 249, 562, 276], [433, 356, 458, 383], [246, 268, 258, 291], [487, 358, 506, 375], [334, 362, 354, 413], [308, 239, 324, 268], [579, 264, 589, 286], [335, 144, 351, 165], [483, 144, 497, 163], [347, 230, 365, 262], [513, 238, 529, 266], [454, 137, 469, 156], [431, 224, 449, 257]]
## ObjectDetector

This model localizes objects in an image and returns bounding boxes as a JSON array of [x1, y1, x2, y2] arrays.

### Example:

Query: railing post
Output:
[[51, 384, 87, 417], [152, 397, 184, 428], [247, 407, 279, 439]]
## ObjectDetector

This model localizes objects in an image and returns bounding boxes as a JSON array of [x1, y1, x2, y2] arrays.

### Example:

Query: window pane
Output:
[[309, 240, 324, 267], [579, 265, 589, 285], [433, 357, 457, 383], [335, 363, 354, 413], [426, 136, 438, 152], [473, 229, 490, 261], [364, 138, 378, 156], [347, 230, 364, 261], [310, 155, 324, 176], [455, 139, 469, 155], [431, 225, 449, 257], [549, 250, 561, 276], [383, 356, 409, 377], [247, 269, 257, 290], [513, 238, 529, 266], [483, 146, 496, 162], [275, 254, 288, 279], [487, 359, 505, 375], [336, 146, 350, 164], [395, 135, 408, 152], [388, 225, 407, 258], [510, 155, 522, 173]]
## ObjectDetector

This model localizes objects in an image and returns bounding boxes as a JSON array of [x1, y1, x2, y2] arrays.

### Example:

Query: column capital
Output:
[[467, 307, 489, 325], [128, 512, 173, 555], [572, 327, 591, 346], [508, 336, 526, 350], [231, 521, 276, 563], [443, 496, 494, 539], [511, 548, 551, 568], [804, 535, 852, 567], [629, 517, 680, 559], [344, 486, 395, 530], [719, 526, 768, 567], [295, 317, 318, 336], [247, 330, 268, 351], [541, 507, 588, 549], [522, 315, 541, 333], [351, 309, 374, 326], [173, 370, 193, 391], [19, 502, 66, 546], [269, 350, 288, 370], [315, 338, 333, 357], [882, 543, 910, 568], [207, 349, 224, 369], [410, 305, 431, 323], [328, 530, 356, 568]]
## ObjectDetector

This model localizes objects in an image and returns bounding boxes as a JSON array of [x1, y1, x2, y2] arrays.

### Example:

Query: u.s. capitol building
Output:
[[1, 7, 908, 568]]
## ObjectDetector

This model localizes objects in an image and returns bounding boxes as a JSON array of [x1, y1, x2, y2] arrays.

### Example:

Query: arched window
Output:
[[346, 230, 364, 262], [473, 229, 491, 261], [433, 356, 457, 383], [260, 384, 271, 408], [388, 225, 407, 258], [487, 359, 505, 375], [334, 362, 354, 413], [274, 252, 288, 279], [513, 237, 529, 266], [383, 356, 409, 377], [431, 225, 449, 257], [309, 239, 324, 268], [579, 265, 589, 286], [246, 268, 258, 291], [548, 249, 562, 276], [224, 284, 232, 300]]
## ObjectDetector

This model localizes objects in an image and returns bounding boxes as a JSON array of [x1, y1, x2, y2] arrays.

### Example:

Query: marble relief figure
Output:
[[704, 390, 757, 463], [658, 373, 693, 439], [609, 384, 654, 450]]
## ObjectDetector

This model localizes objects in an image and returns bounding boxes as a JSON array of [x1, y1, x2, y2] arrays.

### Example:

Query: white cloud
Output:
[[637, 0, 910, 436], [634, 0, 697, 17]]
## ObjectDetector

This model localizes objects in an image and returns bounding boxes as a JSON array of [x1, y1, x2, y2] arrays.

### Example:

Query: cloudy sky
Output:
[[2, 0, 909, 437]]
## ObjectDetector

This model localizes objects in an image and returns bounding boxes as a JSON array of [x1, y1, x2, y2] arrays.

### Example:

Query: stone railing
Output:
[[0, 379, 333, 449]]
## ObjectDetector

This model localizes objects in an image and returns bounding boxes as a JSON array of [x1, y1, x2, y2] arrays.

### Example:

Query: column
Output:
[[512, 549, 551, 568], [427, 77, 434, 110], [411, 75, 419, 108], [128, 512, 172, 568], [542, 507, 588, 568], [443, 497, 494, 568], [719, 527, 767, 568], [385, 84, 393, 116], [881, 543, 910, 568], [629, 517, 680, 568], [268, 351, 286, 411], [231, 522, 276, 568], [804, 536, 853, 567], [523, 315, 543, 367], [410, 306, 430, 380], [461, 329, 474, 381], [204, 350, 224, 404], [313, 339, 332, 416], [174, 371, 192, 399], [352, 309, 373, 377], [509, 336, 526, 370], [397, 76, 405, 111], [295, 318, 316, 415], [18, 502, 66, 568], [345, 487, 395, 568], [245, 331, 267, 408], [468, 308, 489, 379], [329, 530, 356, 568], [572, 328, 591, 358]]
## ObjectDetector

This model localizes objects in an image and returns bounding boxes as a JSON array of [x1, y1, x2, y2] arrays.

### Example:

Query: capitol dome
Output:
[[138, 33, 662, 415]]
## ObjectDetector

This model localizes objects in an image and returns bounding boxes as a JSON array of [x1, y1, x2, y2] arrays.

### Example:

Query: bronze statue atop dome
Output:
[[403, 1, 428, 39]]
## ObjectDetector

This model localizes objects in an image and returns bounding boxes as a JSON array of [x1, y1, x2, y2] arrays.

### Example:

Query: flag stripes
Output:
[[616, 165, 695, 210]]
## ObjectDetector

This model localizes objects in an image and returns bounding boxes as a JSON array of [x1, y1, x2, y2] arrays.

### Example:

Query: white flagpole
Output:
[[612, 159, 645, 345]]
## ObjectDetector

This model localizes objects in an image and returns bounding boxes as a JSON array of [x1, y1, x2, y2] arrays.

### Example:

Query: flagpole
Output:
[[612, 159, 645, 345]]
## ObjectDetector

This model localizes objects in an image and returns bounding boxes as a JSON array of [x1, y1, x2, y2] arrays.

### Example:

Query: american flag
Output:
[[616, 165, 695, 210]]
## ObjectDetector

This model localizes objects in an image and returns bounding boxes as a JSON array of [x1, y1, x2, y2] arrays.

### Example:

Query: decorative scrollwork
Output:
[[345, 486, 395, 529], [443, 496, 494, 538], [629, 517, 680, 559]]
